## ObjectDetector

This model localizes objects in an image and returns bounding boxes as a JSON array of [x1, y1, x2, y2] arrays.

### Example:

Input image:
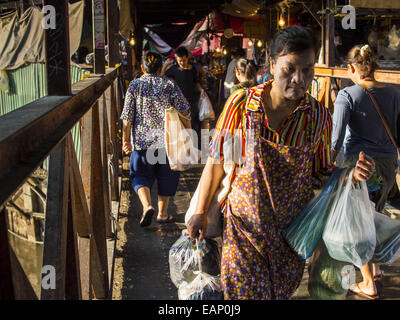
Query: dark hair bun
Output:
[[142, 51, 162, 74]]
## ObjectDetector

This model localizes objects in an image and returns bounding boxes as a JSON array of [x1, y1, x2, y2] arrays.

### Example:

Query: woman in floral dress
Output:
[[186, 26, 376, 300]]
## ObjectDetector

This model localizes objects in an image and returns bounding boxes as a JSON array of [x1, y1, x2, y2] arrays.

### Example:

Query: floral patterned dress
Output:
[[209, 81, 333, 299]]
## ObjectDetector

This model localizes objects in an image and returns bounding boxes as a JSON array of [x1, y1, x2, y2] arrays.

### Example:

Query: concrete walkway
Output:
[[112, 157, 400, 300]]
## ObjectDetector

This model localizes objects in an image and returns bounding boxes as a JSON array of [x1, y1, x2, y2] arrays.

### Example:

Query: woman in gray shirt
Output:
[[332, 44, 400, 299]]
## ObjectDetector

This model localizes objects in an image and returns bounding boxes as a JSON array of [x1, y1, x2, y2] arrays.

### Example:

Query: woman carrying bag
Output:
[[121, 51, 191, 227], [187, 26, 375, 300], [332, 44, 400, 299]]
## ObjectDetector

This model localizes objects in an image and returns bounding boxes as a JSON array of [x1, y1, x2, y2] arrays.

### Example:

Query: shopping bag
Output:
[[164, 107, 200, 171], [168, 230, 221, 288], [198, 91, 215, 122], [308, 241, 353, 300], [282, 168, 345, 260], [177, 237, 223, 300], [371, 210, 400, 265], [323, 169, 376, 269]]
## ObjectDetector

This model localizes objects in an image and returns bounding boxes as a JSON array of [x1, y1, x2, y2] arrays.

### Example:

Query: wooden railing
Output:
[[0, 67, 124, 300], [313, 66, 400, 112]]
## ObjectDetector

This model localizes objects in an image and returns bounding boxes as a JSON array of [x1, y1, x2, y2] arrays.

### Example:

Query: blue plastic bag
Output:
[[282, 168, 345, 260], [371, 211, 400, 265]]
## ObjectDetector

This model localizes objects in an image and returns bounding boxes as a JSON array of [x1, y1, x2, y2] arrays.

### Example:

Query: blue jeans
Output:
[[129, 148, 180, 197]]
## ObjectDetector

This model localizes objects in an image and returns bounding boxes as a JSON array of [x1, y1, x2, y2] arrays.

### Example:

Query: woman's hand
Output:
[[123, 140, 132, 154], [352, 151, 375, 183], [186, 213, 208, 242]]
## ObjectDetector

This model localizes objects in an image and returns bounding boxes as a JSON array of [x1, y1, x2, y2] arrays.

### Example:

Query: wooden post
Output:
[[43, 0, 71, 96], [106, 0, 120, 67], [80, 103, 109, 299], [0, 208, 14, 299], [108, 83, 120, 201], [93, 0, 106, 74], [99, 94, 113, 238], [41, 139, 69, 300]]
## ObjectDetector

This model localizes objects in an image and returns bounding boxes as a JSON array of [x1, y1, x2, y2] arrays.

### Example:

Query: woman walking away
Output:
[[186, 26, 375, 300], [332, 44, 400, 299], [121, 51, 191, 227], [230, 58, 257, 96]]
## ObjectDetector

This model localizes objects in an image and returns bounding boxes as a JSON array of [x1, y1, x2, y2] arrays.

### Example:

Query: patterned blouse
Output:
[[209, 81, 334, 187], [121, 73, 191, 150]]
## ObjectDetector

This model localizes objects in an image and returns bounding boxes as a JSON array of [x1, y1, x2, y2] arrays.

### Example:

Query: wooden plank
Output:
[[43, 0, 71, 95], [350, 0, 400, 9], [0, 68, 119, 210], [93, 0, 106, 74], [325, 0, 335, 67], [68, 135, 90, 238], [0, 208, 14, 299], [80, 103, 109, 299], [65, 181, 82, 300], [77, 237, 90, 300], [314, 66, 400, 84], [109, 83, 119, 201], [99, 94, 113, 238], [106, 0, 120, 67], [41, 139, 69, 300]]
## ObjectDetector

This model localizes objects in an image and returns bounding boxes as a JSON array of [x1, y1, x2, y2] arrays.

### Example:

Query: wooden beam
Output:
[[106, 0, 120, 67], [314, 66, 400, 84], [41, 139, 69, 300], [0, 208, 14, 299], [93, 0, 106, 74], [0, 68, 118, 210], [325, 0, 335, 67], [43, 0, 71, 95]]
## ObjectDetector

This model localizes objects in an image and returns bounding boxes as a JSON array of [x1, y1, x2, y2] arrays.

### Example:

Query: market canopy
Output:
[[0, 1, 84, 70]]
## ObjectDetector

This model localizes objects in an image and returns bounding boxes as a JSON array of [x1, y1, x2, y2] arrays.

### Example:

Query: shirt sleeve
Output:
[[120, 83, 136, 123], [332, 90, 352, 151], [209, 89, 247, 161], [168, 80, 191, 113], [312, 104, 335, 188]]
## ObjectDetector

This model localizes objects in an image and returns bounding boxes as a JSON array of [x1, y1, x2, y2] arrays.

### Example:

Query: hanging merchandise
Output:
[[282, 168, 345, 260], [323, 169, 376, 269]]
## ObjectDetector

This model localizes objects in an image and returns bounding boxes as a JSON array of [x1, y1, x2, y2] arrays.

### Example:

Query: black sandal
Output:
[[156, 215, 175, 224], [140, 207, 155, 227]]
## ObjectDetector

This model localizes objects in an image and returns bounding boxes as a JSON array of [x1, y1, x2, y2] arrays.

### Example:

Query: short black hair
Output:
[[141, 51, 162, 74], [270, 26, 318, 61], [175, 46, 189, 57], [232, 48, 245, 58]]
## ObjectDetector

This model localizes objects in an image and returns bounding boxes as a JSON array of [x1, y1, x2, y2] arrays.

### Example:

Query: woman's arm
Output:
[[122, 120, 132, 154], [186, 157, 225, 241]]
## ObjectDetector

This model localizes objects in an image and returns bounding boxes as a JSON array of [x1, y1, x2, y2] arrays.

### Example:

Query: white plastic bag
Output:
[[177, 238, 223, 300], [164, 107, 200, 171], [169, 230, 221, 288], [323, 169, 376, 269], [198, 92, 215, 122]]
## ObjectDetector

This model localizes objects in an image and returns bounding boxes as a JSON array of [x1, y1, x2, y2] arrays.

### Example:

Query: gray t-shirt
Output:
[[332, 84, 400, 159]]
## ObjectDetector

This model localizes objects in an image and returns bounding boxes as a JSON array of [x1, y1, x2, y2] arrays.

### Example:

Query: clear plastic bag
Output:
[[282, 168, 345, 260], [198, 92, 215, 121], [371, 210, 400, 265], [178, 273, 223, 300], [168, 230, 221, 288], [308, 241, 352, 300], [323, 169, 376, 269]]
